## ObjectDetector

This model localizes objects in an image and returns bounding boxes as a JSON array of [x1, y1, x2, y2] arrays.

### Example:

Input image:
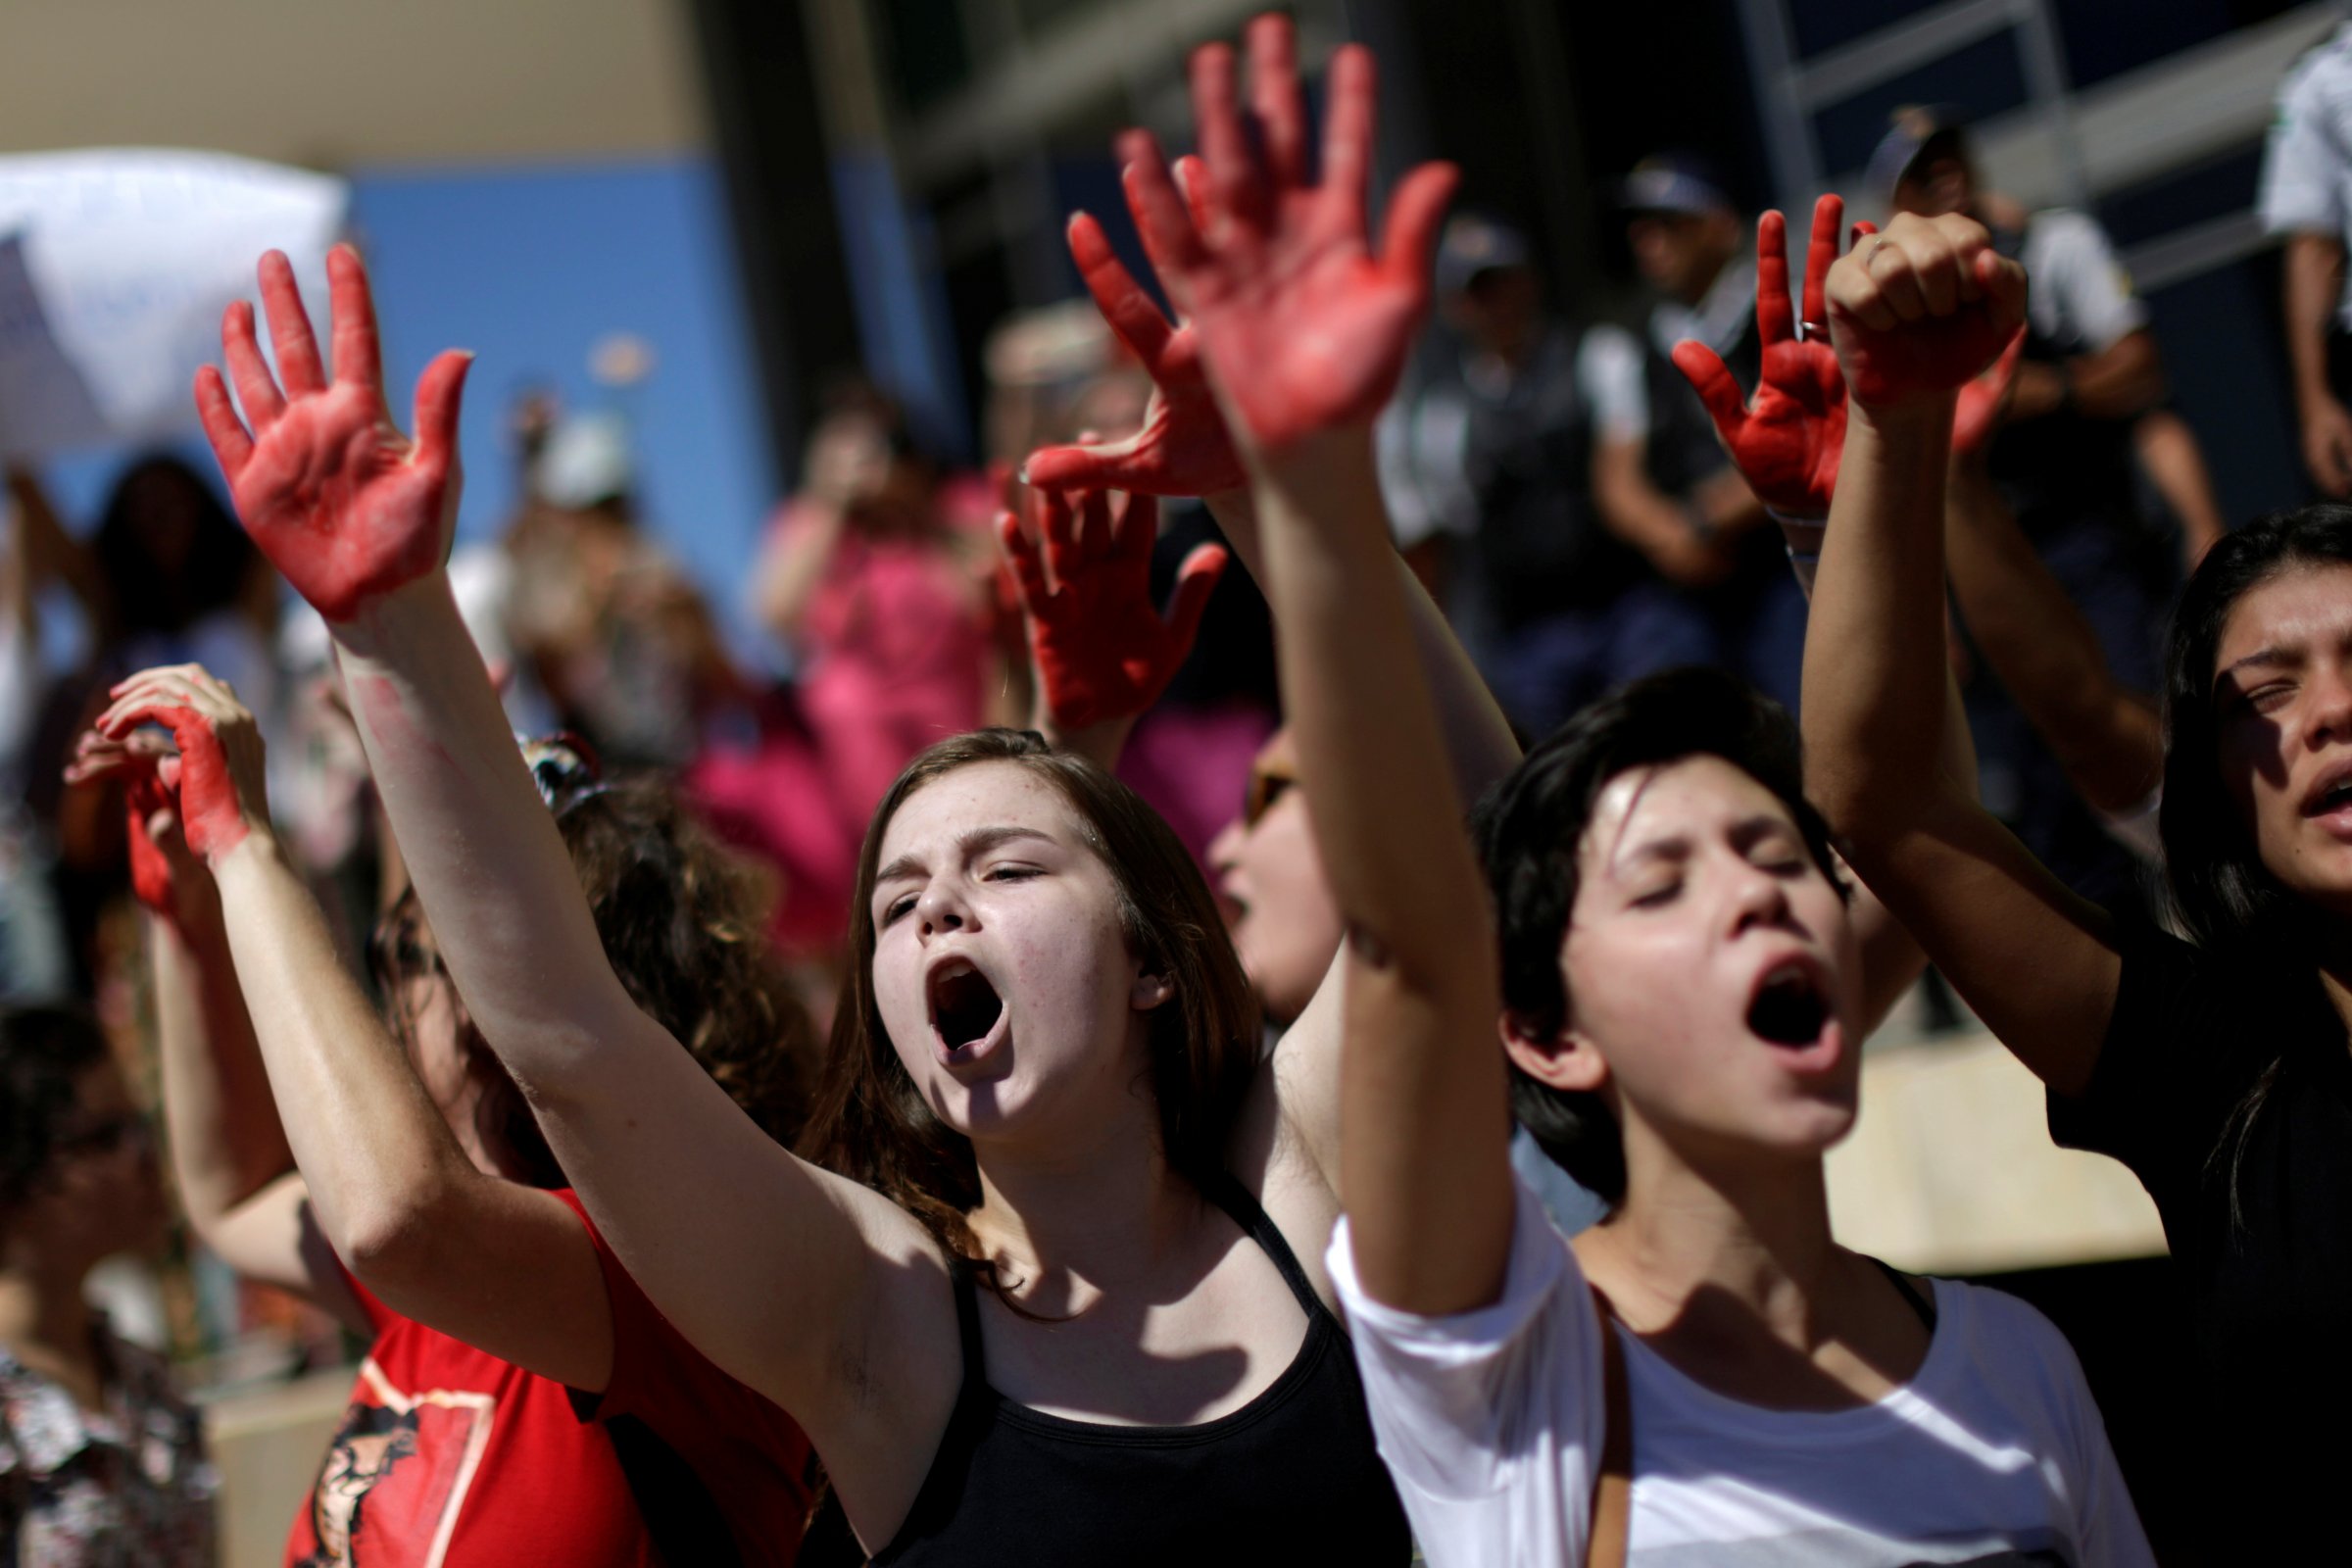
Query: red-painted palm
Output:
[[1119, 15, 1456, 453], [193, 246, 471, 625]]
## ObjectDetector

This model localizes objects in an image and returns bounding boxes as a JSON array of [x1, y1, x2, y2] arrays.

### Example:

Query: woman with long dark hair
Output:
[[1800, 204, 2352, 1552], [154, 16, 1505, 1562]]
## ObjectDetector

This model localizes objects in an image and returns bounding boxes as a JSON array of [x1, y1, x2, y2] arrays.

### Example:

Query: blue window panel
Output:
[[1787, 0, 1950, 60]]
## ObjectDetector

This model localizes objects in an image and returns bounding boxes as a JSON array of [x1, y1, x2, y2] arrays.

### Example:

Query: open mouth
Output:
[[2309, 774, 2352, 817], [1746, 959, 1830, 1048], [928, 958, 1005, 1053]]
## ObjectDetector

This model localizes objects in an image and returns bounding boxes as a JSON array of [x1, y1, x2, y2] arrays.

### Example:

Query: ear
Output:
[[1498, 1010, 1609, 1095], [1131, 968, 1175, 1012]]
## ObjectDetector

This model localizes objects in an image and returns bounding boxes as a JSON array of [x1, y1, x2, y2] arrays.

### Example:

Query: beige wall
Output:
[[0, 0, 708, 169]]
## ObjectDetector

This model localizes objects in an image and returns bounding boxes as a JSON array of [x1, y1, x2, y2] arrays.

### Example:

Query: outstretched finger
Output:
[[1380, 161, 1459, 293], [412, 349, 474, 466], [1077, 487, 1118, 566], [996, 510, 1051, 612], [221, 300, 286, 430], [1120, 134, 1211, 284], [1800, 194, 1842, 338], [1110, 491, 1157, 565], [1162, 542, 1228, 650], [1247, 13, 1308, 192], [1070, 213, 1174, 368], [259, 251, 328, 398], [1755, 211, 1793, 348], [1173, 155, 1217, 253], [1037, 485, 1081, 593], [1671, 341, 1749, 447], [193, 367, 255, 480], [1023, 431, 1149, 493], [326, 244, 385, 400], [1190, 41, 1261, 231], [1321, 43, 1377, 234]]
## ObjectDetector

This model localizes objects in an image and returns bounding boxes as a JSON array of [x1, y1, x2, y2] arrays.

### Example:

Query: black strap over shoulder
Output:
[[949, 1259, 988, 1391], [1195, 1169, 1323, 1319]]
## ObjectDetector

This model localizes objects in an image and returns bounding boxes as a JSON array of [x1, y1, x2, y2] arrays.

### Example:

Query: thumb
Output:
[[1671, 341, 1748, 446], [1024, 432, 1147, 494], [1380, 162, 1460, 297], [413, 349, 474, 465], [1161, 543, 1228, 653]]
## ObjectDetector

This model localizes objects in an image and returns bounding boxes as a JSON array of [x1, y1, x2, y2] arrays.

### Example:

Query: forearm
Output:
[[151, 901, 296, 1233], [1944, 467, 2161, 812], [2287, 234, 2345, 411], [2132, 412, 2229, 554], [332, 575, 639, 1103], [1204, 487, 1517, 802], [1592, 444, 1710, 577], [2067, 334, 2163, 422], [209, 829, 475, 1268], [754, 507, 845, 640], [1802, 400, 1957, 837]]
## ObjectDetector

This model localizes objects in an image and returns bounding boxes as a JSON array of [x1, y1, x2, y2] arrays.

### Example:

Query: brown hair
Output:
[[375, 778, 815, 1181], [799, 729, 1260, 1268]]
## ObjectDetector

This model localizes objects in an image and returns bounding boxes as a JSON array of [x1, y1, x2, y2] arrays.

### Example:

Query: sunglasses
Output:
[[1242, 761, 1299, 829]]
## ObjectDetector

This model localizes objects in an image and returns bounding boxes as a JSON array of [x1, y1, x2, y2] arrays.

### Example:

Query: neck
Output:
[[1599, 1135, 1841, 1344], [0, 1253, 97, 1373], [966, 1089, 1198, 1309]]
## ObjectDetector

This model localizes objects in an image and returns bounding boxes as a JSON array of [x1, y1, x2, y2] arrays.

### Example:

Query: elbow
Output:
[[336, 1173, 462, 1297]]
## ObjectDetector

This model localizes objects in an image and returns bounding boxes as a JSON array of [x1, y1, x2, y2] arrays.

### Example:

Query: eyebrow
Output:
[[1609, 812, 1794, 874], [874, 825, 1058, 891]]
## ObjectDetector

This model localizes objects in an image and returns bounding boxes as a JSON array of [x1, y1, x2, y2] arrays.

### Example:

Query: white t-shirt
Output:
[[2017, 211, 2148, 357], [2261, 23, 2352, 326], [1328, 1177, 2154, 1566]]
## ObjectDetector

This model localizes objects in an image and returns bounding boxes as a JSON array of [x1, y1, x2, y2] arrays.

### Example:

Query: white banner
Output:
[[0, 149, 349, 459]]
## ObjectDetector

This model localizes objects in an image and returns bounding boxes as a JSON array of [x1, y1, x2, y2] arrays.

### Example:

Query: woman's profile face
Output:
[[1553, 756, 1861, 1173], [868, 760, 1169, 1149], [2211, 562, 2352, 917]]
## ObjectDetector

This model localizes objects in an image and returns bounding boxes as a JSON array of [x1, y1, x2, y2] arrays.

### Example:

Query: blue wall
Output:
[[42, 155, 779, 649]]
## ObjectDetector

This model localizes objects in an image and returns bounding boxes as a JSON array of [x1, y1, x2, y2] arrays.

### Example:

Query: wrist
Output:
[[1848, 395, 1955, 444], [330, 570, 461, 661], [207, 824, 284, 888]]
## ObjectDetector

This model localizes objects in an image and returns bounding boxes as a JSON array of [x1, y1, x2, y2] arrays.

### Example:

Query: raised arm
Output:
[[68, 727, 363, 1327], [1128, 17, 1505, 1313], [1800, 212, 2121, 1095], [1025, 173, 1517, 807], [998, 482, 1224, 771], [1674, 196, 1984, 1032], [88, 667, 626, 1388], [188, 250, 953, 1481]]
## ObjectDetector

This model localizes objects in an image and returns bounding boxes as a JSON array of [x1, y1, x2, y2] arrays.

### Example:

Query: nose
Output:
[[1727, 858, 1795, 939], [915, 880, 971, 938], [2310, 663, 2352, 751], [1207, 815, 1244, 877]]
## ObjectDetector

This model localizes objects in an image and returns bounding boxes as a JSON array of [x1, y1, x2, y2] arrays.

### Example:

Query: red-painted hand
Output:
[[1827, 212, 2028, 412], [1952, 328, 2027, 458], [194, 245, 472, 624], [1119, 15, 1457, 454], [999, 486, 1226, 729], [1672, 196, 1855, 517], [1023, 168, 1248, 498], [92, 666, 270, 864], [67, 724, 201, 924]]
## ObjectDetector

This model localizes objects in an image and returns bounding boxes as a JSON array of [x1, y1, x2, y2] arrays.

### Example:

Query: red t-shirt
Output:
[[280, 1191, 816, 1568], [569, 1198, 818, 1567], [281, 1193, 656, 1567]]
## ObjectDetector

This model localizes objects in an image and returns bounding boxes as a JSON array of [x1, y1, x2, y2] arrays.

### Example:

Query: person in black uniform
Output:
[[1382, 215, 1719, 736]]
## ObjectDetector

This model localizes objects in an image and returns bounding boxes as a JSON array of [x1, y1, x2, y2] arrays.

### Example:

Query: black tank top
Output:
[[872, 1172, 1413, 1565]]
